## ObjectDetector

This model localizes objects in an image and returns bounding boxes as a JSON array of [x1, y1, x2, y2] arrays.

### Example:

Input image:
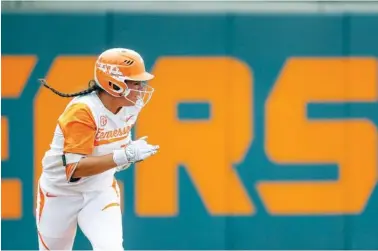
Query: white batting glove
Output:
[[125, 136, 159, 162], [113, 136, 159, 171]]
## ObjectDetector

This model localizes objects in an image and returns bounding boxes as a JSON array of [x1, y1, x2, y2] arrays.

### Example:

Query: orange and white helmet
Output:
[[94, 48, 154, 107]]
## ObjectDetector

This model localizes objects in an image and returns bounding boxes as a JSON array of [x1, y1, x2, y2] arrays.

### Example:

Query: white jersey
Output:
[[39, 91, 140, 195]]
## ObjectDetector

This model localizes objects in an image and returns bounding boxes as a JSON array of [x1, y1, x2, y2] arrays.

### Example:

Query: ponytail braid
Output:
[[39, 79, 100, 98]]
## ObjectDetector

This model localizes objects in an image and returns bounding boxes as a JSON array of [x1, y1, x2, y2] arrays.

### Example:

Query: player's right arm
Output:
[[58, 103, 159, 181], [73, 136, 159, 178], [58, 103, 117, 180]]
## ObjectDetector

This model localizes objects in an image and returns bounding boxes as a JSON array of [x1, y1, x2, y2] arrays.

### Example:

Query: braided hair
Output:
[[38, 79, 101, 98]]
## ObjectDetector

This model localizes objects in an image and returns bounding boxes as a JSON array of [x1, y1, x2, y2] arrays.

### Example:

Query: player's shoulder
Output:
[[64, 102, 92, 116], [66, 92, 101, 116], [59, 102, 94, 125], [70, 92, 97, 107], [59, 93, 100, 124]]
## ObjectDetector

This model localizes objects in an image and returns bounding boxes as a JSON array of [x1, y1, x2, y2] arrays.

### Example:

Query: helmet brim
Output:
[[124, 72, 154, 82]]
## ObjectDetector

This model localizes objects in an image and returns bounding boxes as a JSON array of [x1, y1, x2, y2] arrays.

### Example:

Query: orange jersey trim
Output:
[[58, 103, 97, 155], [38, 186, 45, 223], [38, 231, 50, 250], [112, 179, 119, 197], [102, 202, 120, 211], [65, 163, 78, 181]]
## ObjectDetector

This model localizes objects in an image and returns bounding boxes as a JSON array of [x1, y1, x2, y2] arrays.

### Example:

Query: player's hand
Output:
[[113, 136, 159, 171], [124, 136, 159, 163]]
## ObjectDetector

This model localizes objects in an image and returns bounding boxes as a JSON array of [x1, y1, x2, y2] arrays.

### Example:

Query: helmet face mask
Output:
[[123, 81, 154, 108], [94, 48, 155, 107]]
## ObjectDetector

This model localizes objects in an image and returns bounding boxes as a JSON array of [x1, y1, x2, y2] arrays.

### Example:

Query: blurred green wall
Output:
[[2, 13, 378, 250]]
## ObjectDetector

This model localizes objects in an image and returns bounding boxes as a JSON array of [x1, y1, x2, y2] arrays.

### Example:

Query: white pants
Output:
[[36, 181, 123, 251]]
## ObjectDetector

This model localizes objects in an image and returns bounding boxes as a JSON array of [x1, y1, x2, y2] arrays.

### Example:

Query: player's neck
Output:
[[97, 92, 122, 114]]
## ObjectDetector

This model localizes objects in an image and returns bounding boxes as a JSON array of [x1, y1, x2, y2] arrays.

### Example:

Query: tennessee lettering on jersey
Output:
[[95, 126, 131, 146]]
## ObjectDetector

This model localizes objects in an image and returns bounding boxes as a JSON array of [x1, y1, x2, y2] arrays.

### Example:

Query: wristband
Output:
[[113, 149, 129, 166]]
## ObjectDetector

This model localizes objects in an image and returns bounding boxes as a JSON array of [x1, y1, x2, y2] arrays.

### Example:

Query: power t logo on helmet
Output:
[[94, 48, 155, 108]]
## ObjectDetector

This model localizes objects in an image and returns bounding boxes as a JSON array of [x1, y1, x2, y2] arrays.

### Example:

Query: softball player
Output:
[[36, 48, 159, 251]]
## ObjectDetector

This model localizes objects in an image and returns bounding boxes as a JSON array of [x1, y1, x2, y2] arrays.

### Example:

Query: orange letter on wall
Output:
[[259, 58, 377, 215], [1, 56, 36, 219], [135, 57, 254, 216]]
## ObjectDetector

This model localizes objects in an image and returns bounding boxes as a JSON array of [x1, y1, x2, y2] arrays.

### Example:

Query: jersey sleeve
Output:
[[58, 103, 97, 155]]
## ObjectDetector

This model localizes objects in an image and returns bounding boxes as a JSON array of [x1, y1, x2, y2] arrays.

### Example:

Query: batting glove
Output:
[[113, 136, 159, 171]]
